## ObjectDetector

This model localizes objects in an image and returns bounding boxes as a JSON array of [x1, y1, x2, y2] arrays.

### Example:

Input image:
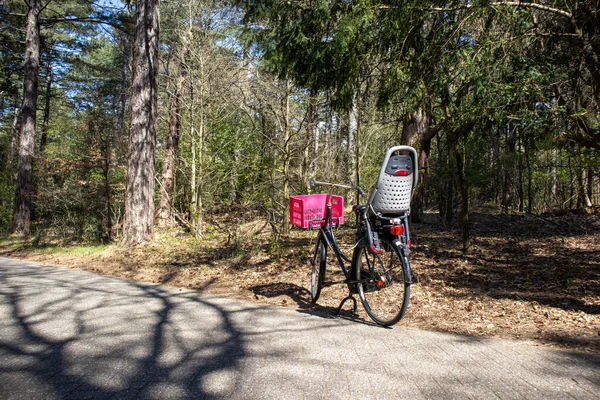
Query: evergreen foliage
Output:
[[0, 0, 597, 246]]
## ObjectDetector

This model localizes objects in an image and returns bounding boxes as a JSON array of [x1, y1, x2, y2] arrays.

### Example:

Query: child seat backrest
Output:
[[367, 146, 418, 215]]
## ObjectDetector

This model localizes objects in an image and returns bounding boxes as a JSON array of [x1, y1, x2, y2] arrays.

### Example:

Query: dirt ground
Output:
[[2, 209, 599, 354]]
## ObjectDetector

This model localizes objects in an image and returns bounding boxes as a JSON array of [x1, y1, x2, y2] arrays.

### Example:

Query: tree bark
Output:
[[502, 126, 517, 213], [577, 155, 592, 208], [282, 79, 291, 233], [302, 93, 318, 192], [568, 152, 574, 209], [156, 57, 185, 226], [347, 90, 358, 203], [441, 138, 455, 227], [101, 135, 112, 242], [115, 31, 130, 145], [551, 149, 558, 207], [122, 0, 160, 245], [12, 0, 42, 236], [7, 104, 20, 169], [525, 144, 533, 213], [454, 141, 470, 253], [400, 107, 436, 222], [189, 50, 205, 236], [40, 50, 52, 152], [517, 139, 524, 213], [587, 167, 594, 205], [194, 82, 204, 234]]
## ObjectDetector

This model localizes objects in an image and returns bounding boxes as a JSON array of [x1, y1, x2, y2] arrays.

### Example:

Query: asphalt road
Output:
[[0, 256, 598, 399]]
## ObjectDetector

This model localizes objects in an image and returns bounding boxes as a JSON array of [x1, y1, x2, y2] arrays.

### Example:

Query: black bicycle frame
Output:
[[318, 192, 355, 284], [311, 180, 409, 287]]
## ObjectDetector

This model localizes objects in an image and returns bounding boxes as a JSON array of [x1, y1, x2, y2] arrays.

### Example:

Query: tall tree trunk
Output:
[[156, 58, 185, 226], [302, 93, 318, 192], [587, 167, 594, 205], [7, 103, 20, 169], [195, 86, 204, 234], [324, 107, 333, 180], [190, 115, 197, 220], [568, 152, 574, 209], [493, 134, 502, 205], [401, 110, 424, 147], [12, 0, 42, 236], [282, 79, 291, 233], [416, 130, 435, 219], [191, 48, 206, 236], [517, 140, 524, 213], [347, 90, 358, 203], [577, 153, 592, 208], [301, 126, 311, 193], [525, 144, 533, 213], [400, 107, 436, 222], [115, 31, 130, 145], [502, 126, 516, 213], [40, 53, 52, 152], [102, 137, 112, 242], [106, 31, 130, 240], [189, 82, 197, 220], [441, 137, 455, 228], [550, 149, 558, 207], [188, 67, 205, 237], [122, 0, 160, 245], [454, 141, 470, 253], [313, 101, 320, 172]]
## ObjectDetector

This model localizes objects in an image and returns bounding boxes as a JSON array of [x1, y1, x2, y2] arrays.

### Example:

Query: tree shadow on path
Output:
[[0, 258, 270, 399], [249, 282, 384, 327]]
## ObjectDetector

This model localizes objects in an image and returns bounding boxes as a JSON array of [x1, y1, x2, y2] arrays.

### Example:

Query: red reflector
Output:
[[407, 239, 411, 249], [394, 170, 409, 176], [377, 279, 384, 288], [390, 225, 404, 236]]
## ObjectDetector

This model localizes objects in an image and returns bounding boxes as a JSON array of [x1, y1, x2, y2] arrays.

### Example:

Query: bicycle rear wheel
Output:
[[354, 237, 410, 326], [310, 234, 327, 303]]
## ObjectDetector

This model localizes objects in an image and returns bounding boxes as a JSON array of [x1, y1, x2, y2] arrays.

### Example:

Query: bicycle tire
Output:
[[310, 235, 327, 303], [354, 237, 411, 326]]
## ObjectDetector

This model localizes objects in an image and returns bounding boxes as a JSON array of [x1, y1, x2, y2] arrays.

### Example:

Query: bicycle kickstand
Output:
[[335, 293, 358, 317]]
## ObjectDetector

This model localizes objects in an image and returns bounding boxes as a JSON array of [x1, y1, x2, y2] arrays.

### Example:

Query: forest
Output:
[[0, 0, 599, 247], [1, 0, 599, 350]]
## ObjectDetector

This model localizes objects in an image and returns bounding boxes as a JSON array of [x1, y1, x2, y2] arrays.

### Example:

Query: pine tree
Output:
[[122, 0, 160, 245], [12, 0, 42, 235]]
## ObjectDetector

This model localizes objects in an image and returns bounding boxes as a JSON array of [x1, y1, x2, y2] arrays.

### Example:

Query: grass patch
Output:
[[0, 236, 109, 256], [35, 244, 110, 256]]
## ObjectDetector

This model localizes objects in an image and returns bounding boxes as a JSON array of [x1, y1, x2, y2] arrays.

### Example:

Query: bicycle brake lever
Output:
[[309, 178, 315, 189], [357, 186, 366, 197]]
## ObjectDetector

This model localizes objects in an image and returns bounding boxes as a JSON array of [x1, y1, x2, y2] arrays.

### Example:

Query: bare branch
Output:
[[430, 1, 572, 19], [0, 11, 27, 18]]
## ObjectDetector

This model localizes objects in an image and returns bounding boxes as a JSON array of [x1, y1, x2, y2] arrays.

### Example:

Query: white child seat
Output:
[[367, 146, 418, 215]]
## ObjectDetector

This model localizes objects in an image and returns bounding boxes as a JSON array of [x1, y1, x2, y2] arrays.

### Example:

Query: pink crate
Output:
[[289, 194, 344, 229]]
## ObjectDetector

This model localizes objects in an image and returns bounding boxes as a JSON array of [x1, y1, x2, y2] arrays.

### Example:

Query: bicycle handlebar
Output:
[[309, 178, 366, 197]]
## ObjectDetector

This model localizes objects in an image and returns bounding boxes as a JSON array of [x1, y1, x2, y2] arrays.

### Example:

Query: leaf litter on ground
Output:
[[1, 209, 599, 354]]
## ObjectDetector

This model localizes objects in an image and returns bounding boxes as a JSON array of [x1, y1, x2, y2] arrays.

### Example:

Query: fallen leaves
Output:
[[0, 211, 599, 354]]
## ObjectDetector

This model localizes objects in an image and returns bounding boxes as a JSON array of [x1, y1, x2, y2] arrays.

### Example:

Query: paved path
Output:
[[0, 257, 598, 399]]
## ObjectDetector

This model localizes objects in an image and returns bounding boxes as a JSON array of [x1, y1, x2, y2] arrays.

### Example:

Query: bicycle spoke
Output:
[[356, 238, 410, 326]]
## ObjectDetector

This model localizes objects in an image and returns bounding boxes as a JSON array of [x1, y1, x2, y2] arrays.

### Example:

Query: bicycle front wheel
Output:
[[355, 238, 411, 326], [310, 234, 327, 304]]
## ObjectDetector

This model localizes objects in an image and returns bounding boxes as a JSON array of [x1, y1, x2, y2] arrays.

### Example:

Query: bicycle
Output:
[[291, 146, 418, 326]]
